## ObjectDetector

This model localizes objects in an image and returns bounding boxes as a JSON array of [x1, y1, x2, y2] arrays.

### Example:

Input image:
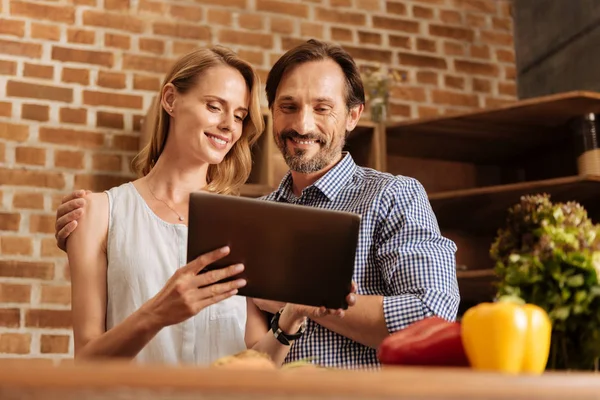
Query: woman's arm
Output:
[[244, 299, 305, 367], [67, 193, 163, 359]]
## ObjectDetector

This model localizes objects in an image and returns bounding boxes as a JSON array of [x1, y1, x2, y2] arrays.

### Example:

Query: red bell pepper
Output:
[[377, 316, 469, 367]]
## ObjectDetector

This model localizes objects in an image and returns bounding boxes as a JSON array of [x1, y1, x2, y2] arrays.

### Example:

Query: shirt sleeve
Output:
[[376, 177, 460, 334]]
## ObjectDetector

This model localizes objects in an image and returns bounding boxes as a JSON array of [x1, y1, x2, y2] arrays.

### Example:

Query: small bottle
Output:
[[572, 113, 600, 176]]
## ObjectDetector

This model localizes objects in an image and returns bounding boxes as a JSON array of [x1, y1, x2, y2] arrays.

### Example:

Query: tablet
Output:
[[186, 191, 361, 309]]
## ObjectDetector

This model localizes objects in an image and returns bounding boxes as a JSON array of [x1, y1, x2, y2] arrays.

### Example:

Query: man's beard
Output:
[[276, 129, 345, 174]]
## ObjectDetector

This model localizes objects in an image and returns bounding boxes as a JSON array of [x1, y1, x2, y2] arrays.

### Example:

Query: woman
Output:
[[67, 46, 352, 367]]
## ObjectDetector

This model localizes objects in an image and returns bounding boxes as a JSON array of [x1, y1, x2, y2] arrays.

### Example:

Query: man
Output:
[[54, 39, 460, 369]]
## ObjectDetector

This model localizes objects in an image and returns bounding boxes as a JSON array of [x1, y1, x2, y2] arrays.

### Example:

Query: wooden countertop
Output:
[[0, 359, 598, 400]]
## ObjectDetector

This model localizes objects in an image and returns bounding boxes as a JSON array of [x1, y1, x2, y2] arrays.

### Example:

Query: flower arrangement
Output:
[[360, 64, 404, 123], [490, 193, 600, 371]]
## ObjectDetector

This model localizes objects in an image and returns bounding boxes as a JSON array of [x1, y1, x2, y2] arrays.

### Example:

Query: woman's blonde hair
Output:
[[133, 46, 264, 195]]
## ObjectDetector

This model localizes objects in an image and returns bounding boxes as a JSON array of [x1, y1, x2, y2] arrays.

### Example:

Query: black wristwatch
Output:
[[270, 308, 306, 346]]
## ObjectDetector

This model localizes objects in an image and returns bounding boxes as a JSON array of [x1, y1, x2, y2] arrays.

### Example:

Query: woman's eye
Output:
[[208, 104, 220, 112], [235, 115, 244, 122]]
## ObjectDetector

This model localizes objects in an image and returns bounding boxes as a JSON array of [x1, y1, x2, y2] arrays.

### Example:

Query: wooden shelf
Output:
[[239, 183, 274, 198], [385, 91, 600, 163], [430, 175, 600, 234], [457, 269, 498, 309]]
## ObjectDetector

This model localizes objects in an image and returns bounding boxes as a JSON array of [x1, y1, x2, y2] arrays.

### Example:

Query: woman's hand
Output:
[[141, 246, 246, 329]]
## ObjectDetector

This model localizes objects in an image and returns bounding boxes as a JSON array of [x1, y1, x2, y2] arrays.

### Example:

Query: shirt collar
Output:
[[274, 152, 357, 202]]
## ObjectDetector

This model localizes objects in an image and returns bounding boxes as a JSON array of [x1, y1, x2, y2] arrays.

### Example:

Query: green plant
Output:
[[490, 193, 600, 371]]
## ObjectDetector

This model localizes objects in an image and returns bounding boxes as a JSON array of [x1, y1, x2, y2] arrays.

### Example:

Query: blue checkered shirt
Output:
[[260, 152, 460, 369]]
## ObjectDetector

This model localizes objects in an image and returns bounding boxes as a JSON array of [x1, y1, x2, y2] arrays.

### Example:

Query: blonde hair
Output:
[[133, 46, 264, 195]]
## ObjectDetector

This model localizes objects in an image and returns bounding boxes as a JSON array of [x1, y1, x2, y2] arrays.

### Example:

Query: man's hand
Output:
[[55, 189, 92, 252]]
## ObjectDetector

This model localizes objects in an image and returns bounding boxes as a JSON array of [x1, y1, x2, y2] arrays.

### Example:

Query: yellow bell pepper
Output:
[[460, 299, 552, 375]]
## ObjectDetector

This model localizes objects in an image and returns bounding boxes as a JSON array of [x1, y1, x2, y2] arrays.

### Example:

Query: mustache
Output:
[[280, 129, 327, 143]]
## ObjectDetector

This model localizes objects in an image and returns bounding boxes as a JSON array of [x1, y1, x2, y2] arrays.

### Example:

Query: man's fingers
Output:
[[187, 246, 230, 274], [56, 221, 77, 252], [56, 198, 85, 223], [61, 189, 88, 204]]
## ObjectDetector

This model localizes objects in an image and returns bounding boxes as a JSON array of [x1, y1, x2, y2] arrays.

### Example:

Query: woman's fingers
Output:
[[185, 246, 231, 275], [193, 263, 244, 288], [194, 288, 240, 311], [193, 278, 246, 302]]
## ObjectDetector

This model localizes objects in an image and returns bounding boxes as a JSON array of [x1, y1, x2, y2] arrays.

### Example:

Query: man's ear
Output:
[[160, 83, 177, 115], [345, 104, 364, 133]]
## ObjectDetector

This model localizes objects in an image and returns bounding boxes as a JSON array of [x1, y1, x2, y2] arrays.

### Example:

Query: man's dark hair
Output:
[[265, 39, 365, 110]]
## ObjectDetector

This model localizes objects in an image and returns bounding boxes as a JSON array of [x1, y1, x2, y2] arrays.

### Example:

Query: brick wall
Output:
[[0, 0, 515, 360]]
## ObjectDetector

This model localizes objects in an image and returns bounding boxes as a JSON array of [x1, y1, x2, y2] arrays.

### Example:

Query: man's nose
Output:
[[296, 107, 316, 135]]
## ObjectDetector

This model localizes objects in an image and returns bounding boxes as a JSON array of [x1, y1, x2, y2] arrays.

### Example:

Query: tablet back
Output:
[[187, 192, 360, 309]]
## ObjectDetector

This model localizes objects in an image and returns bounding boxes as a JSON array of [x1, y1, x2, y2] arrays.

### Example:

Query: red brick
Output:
[[0, 309, 21, 328], [0, 333, 30, 354], [0, 18, 25, 37], [416, 38, 436, 52], [138, 0, 167, 15], [132, 115, 143, 132], [0, 236, 33, 256], [189, 0, 245, 7], [62, 67, 89, 85], [54, 150, 85, 169], [257, 0, 308, 17], [29, 214, 55, 234], [443, 41, 466, 56], [386, 1, 407, 14], [492, 16, 512, 31], [0, 260, 54, 280], [432, 89, 479, 107], [112, 135, 139, 151], [21, 102, 48, 121], [331, 27, 353, 42], [133, 74, 161, 91], [170, 4, 203, 22], [398, 52, 447, 69], [455, 60, 498, 76], [41, 238, 64, 257], [452, 0, 497, 13], [40, 285, 71, 305], [418, 106, 441, 118], [480, 30, 513, 46], [13, 192, 44, 209], [31, 22, 61, 41], [0, 60, 17, 75], [83, 10, 145, 33], [417, 71, 439, 85], [413, 5, 434, 18], [6, 80, 73, 103], [0, 121, 29, 142], [10, 1, 75, 23], [93, 153, 122, 171], [389, 35, 411, 49], [105, 33, 130, 50], [356, 0, 381, 10], [97, 111, 124, 129], [0, 39, 42, 58], [504, 65, 516, 80], [485, 97, 515, 108], [74, 174, 131, 192], [153, 21, 210, 40], [358, 31, 381, 45], [219, 29, 273, 49], [236, 50, 264, 66], [23, 63, 54, 80], [52, 46, 113, 67], [26, 309, 72, 329], [172, 41, 201, 56], [39, 127, 104, 149], [389, 102, 411, 118], [316, 7, 364, 24], [0, 283, 31, 303], [344, 46, 391, 63], [429, 24, 474, 41], [123, 54, 174, 74], [331, 0, 352, 6], [0, 142, 4, 163], [281, 37, 307, 51], [0, 213, 20, 231], [83, 90, 143, 109], [0, 102, 11, 117], [67, 28, 95, 45], [139, 38, 164, 54], [40, 334, 70, 354], [466, 13, 488, 28], [240, 14, 264, 30], [0, 168, 64, 189], [105, 0, 130, 10], [97, 71, 126, 89], [498, 82, 517, 97], [496, 49, 515, 63], [15, 146, 46, 166], [60, 108, 87, 125], [270, 17, 294, 34], [440, 9, 462, 24], [445, 75, 465, 90], [207, 9, 232, 26], [373, 16, 419, 33]]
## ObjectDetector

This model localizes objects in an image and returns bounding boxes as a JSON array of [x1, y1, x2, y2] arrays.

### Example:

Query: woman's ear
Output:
[[161, 83, 177, 115]]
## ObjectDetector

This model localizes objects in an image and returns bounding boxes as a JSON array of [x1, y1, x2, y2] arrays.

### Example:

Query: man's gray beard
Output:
[[279, 138, 346, 174]]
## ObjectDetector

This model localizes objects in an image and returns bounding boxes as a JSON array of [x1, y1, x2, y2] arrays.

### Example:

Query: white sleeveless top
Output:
[[104, 182, 247, 365]]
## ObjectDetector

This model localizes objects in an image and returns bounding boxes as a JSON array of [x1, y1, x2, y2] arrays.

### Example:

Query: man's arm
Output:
[[312, 178, 460, 349]]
